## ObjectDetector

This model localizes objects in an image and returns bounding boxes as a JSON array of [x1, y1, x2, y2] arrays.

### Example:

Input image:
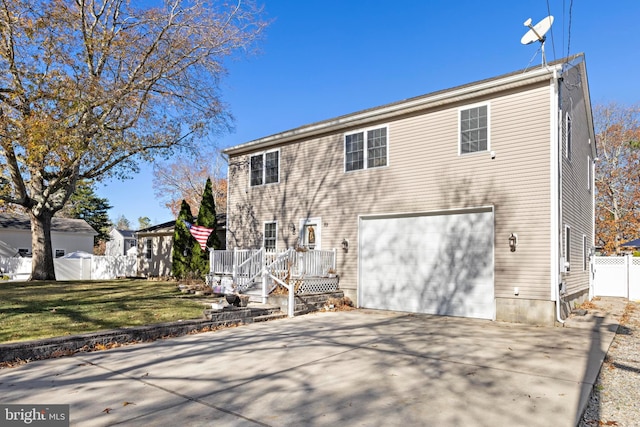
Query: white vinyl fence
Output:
[[593, 255, 640, 300], [0, 255, 137, 281]]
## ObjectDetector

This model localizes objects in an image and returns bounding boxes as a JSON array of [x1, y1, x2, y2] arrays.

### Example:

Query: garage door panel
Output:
[[359, 210, 494, 320]]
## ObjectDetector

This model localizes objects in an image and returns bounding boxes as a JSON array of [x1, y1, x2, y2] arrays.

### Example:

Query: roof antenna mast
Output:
[[520, 16, 554, 67]]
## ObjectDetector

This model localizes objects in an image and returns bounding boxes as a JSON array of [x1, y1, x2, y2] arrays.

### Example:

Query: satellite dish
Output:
[[520, 15, 554, 66]]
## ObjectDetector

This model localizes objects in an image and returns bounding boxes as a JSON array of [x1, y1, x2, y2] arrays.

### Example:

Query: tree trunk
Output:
[[30, 210, 56, 280]]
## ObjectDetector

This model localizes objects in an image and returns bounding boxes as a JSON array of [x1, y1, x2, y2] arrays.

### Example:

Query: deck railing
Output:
[[210, 248, 336, 279], [292, 249, 336, 277], [209, 247, 338, 317]]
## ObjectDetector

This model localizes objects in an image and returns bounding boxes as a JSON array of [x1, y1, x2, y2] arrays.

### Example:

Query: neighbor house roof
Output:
[[136, 214, 227, 235], [224, 53, 593, 156], [114, 229, 136, 239], [0, 213, 98, 235], [621, 238, 640, 248], [136, 220, 175, 235]]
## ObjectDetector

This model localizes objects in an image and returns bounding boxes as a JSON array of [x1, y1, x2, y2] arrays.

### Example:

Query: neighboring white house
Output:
[[0, 213, 98, 257], [105, 228, 137, 257]]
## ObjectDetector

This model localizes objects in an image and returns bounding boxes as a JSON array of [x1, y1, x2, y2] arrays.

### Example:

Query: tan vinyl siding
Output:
[[560, 65, 593, 296], [228, 81, 554, 302]]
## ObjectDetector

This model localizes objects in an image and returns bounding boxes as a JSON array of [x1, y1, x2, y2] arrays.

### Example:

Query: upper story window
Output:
[[251, 150, 279, 186], [564, 113, 572, 160], [345, 126, 388, 172], [460, 104, 489, 154], [587, 155, 592, 192]]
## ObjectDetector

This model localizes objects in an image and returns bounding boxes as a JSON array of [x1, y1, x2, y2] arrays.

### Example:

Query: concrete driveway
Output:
[[0, 308, 619, 427]]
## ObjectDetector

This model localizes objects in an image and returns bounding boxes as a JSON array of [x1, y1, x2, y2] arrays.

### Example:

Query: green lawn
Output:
[[0, 279, 206, 343]]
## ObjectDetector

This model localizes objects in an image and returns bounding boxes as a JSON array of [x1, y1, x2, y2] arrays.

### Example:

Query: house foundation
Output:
[[496, 298, 556, 326]]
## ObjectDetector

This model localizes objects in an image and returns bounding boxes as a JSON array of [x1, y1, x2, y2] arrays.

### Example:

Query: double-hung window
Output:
[[587, 155, 592, 192], [460, 104, 489, 154], [564, 113, 572, 159], [264, 222, 277, 251], [251, 150, 279, 186], [145, 239, 152, 260], [565, 225, 571, 272], [583, 235, 588, 271], [345, 126, 388, 172]]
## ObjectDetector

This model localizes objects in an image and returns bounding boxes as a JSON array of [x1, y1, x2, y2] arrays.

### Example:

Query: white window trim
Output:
[[299, 217, 322, 250], [565, 113, 572, 159], [250, 148, 280, 187], [263, 221, 278, 252], [145, 239, 152, 260], [458, 102, 491, 156], [344, 125, 389, 172], [583, 234, 588, 271], [587, 155, 592, 192], [564, 224, 571, 273]]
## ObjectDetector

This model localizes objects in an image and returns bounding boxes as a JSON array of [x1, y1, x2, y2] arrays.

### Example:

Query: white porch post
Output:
[[232, 247, 238, 285], [332, 248, 337, 271], [261, 264, 268, 305], [288, 282, 295, 318]]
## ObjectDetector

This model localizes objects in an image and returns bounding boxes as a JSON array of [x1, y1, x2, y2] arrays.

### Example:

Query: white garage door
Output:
[[359, 209, 495, 320]]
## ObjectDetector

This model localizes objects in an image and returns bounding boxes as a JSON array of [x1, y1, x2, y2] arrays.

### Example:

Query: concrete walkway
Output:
[[0, 302, 624, 427]]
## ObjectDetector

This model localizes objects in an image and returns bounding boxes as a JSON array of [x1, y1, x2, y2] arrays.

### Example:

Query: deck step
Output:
[[253, 312, 288, 322]]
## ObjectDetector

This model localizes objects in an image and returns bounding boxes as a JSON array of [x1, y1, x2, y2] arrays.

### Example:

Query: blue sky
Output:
[[97, 0, 640, 226]]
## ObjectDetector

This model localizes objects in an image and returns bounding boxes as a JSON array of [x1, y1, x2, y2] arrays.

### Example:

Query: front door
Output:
[[300, 217, 321, 250]]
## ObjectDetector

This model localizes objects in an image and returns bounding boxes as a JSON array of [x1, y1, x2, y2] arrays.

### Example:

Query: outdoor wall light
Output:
[[289, 223, 296, 235], [509, 233, 518, 252], [341, 239, 349, 252]]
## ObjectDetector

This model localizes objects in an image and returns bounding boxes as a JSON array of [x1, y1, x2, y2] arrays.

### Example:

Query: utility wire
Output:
[[545, 0, 557, 62], [562, 0, 566, 59], [566, 0, 574, 57]]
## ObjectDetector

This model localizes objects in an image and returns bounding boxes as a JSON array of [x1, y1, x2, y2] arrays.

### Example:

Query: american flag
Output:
[[183, 221, 214, 250]]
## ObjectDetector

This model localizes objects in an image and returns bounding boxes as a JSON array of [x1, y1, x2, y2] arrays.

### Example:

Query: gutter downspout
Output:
[[554, 67, 565, 325]]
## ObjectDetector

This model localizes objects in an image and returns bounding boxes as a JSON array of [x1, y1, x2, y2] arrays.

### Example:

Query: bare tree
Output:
[[114, 215, 131, 230], [594, 103, 640, 254], [0, 0, 266, 279], [152, 151, 227, 217]]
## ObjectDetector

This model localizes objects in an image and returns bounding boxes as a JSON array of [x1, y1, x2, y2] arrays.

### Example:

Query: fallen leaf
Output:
[[123, 401, 136, 406], [102, 408, 112, 414]]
